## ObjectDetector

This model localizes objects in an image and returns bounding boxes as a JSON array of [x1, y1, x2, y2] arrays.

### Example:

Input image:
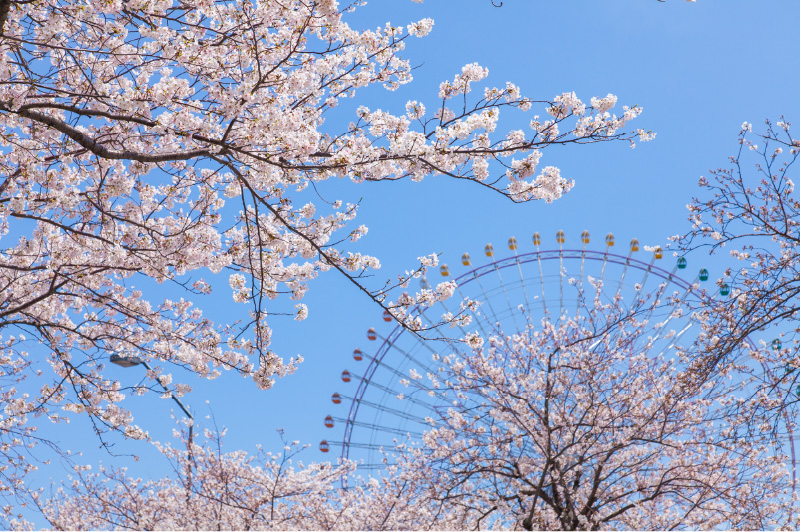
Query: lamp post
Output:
[[109, 354, 194, 442]]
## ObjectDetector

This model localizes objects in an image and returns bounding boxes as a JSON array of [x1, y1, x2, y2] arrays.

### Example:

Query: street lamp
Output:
[[109, 354, 194, 441]]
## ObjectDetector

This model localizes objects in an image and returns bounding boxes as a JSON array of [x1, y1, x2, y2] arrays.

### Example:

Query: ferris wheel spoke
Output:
[[511, 246, 532, 317], [328, 440, 387, 451], [483, 246, 522, 333], [648, 284, 695, 345], [371, 330, 439, 376], [653, 321, 694, 360], [418, 300, 468, 340], [635, 253, 657, 293], [779, 400, 798, 508], [614, 241, 637, 302], [362, 355, 434, 396], [472, 270, 503, 327], [574, 260, 599, 322], [350, 378, 443, 414], [559, 248, 565, 317], [534, 245, 550, 316], [416, 307, 470, 361], [599, 234, 615, 279], [453, 284, 491, 338], [333, 415, 423, 437], [428, 272, 471, 340], [576, 233, 590, 315], [420, 303, 467, 337], [599, 254, 609, 280], [624, 273, 674, 345], [493, 264, 521, 333]]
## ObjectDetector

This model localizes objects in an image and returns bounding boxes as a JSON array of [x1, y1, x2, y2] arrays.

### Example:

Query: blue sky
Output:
[[21, 0, 800, 520]]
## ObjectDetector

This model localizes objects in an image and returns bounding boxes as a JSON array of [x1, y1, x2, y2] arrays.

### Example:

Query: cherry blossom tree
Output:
[[676, 119, 800, 400], [40, 427, 354, 530], [388, 292, 793, 530], [0, 0, 654, 512], [40, 426, 468, 530]]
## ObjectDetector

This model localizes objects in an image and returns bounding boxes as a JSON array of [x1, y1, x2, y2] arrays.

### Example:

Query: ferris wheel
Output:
[[319, 230, 798, 496]]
